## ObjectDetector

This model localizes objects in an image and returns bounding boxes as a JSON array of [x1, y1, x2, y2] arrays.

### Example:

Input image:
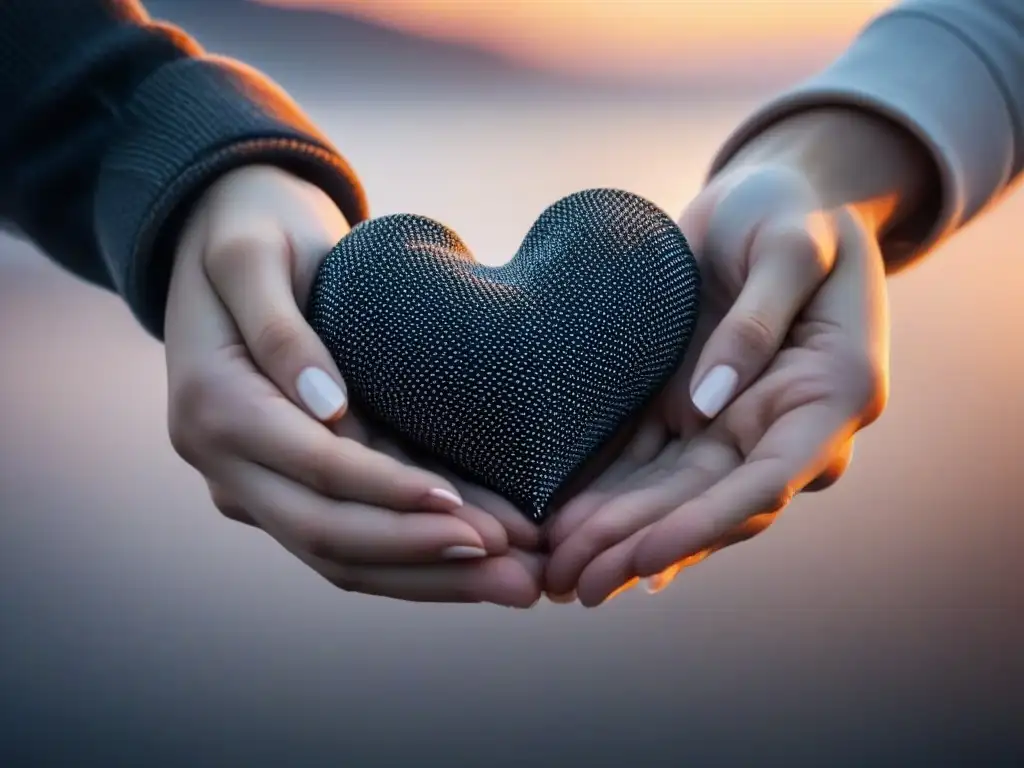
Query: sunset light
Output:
[[256, 0, 894, 82]]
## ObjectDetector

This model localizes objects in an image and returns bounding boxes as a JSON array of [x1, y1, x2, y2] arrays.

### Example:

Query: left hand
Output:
[[544, 168, 890, 606], [165, 165, 544, 607]]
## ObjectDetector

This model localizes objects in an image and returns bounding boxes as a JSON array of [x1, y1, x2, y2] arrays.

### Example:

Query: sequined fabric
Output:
[[308, 188, 701, 522]]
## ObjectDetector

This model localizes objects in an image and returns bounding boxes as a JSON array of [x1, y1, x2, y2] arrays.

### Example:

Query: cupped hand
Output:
[[164, 165, 543, 607], [545, 166, 890, 606]]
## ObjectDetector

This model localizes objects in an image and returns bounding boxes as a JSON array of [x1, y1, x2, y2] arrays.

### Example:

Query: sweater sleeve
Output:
[[707, 0, 1024, 271], [0, 1, 369, 338]]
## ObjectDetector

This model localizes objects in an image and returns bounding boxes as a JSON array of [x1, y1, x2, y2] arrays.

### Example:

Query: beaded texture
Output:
[[308, 188, 701, 523]]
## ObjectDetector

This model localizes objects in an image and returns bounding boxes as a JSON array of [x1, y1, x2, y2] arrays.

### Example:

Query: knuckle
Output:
[[208, 488, 249, 522], [804, 470, 841, 493], [252, 313, 302, 368], [167, 417, 197, 466], [786, 225, 832, 278], [794, 343, 888, 426], [291, 516, 336, 562], [206, 232, 279, 275], [858, 367, 889, 426], [287, 514, 328, 558], [730, 312, 779, 359], [586, 510, 638, 552], [168, 374, 234, 463], [301, 443, 351, 498], [682, 461, 722, 494], [761, 482, 796, 515], [836, 348, 889, 424], [207, 483, 231, 511], [325, 564, 365, 594]]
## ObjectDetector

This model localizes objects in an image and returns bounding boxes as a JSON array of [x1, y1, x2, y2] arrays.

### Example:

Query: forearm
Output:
[[0, 1, 368, 338]]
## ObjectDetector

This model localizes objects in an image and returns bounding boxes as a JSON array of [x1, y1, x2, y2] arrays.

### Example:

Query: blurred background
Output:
[[1, 1, 1022, 765]]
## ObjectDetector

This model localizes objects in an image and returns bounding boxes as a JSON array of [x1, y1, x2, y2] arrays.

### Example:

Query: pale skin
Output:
[[165, 165, 544, 608], [544, 107, 939, 605], [164, 107, 937, 607]]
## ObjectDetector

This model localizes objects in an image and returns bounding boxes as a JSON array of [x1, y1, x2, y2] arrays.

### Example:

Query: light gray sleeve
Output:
[[708, 0, 1024, 269]]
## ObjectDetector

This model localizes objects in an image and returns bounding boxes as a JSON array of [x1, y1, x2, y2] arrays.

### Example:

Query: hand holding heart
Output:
[[164, 166, 544, 609], [545, 166, 890, 605], [165, 163, 889, 608], [307, 189, 701, 523]]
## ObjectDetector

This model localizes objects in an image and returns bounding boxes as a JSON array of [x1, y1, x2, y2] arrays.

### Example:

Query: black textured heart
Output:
[[308, 188, 700, 523]]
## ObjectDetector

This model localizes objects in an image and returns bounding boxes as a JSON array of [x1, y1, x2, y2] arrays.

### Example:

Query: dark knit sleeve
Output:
[[0, 1, 369, 338]]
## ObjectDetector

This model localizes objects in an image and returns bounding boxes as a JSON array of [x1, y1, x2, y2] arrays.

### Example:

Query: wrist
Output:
[[721, 108, 939, 240]]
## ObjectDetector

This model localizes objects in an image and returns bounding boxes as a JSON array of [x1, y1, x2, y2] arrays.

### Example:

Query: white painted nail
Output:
[[442, 546, 488, 560], [691, 365, 739, 419], [296, 367, 346, 421], [427, 487, 464, 511]]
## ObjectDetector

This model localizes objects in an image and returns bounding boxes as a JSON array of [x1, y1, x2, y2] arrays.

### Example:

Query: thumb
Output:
[[689, 212, 836, 419], [204, 224, 347, 423]]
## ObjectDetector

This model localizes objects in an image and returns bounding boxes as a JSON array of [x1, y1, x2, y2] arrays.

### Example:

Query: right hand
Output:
[[545, 160, 890, 605], [163, 165, 542, 607]]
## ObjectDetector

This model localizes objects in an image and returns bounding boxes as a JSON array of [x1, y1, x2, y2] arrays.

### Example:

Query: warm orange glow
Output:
[[255, 0, 894, 81], [646, 550, 711, 593], [604, 576, 641, 602]]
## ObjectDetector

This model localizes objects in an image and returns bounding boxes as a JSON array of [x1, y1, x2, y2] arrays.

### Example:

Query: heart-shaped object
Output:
[[308, 188, 700, 523]]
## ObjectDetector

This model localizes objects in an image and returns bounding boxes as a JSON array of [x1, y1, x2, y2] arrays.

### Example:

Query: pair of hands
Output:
[[164, 161, 889, 608]]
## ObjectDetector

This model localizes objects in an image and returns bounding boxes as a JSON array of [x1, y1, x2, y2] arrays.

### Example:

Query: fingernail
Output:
[[442, 546, 488, 560], [426, 487, 463, 511], [296, 367, 347, 421], [691, 365, 739, 419], [546, 590, 577, 604]]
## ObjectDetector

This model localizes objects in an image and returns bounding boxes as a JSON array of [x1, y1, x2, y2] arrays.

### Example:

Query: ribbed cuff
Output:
[[707, 10, 1016, 271], [95, 56, 369, 339]]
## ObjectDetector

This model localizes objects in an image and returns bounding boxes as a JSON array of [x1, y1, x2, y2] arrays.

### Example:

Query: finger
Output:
[[578, 508, 778, 606], [369, 436, 529, 550], [225, 462, 497, 564], [577, 528, 716, 606], [642, 511, 776, 594], [633, 400, 854, 577], [206, 482, 259, 528], [204, 222, 348, 423], [641, 552, 711, 594], [638, 217, 887, 576], [547, 436, 686, 556], [804, 439, 855, 492], [573, 527, 647, 607], [308, 548, 545, 608], [164, 213, 243, 374], [452, 481, 541, 551], [690, 209, 836, 419], [544, 418, 669, 548], [802, 210, 891, 423], [545, 437, 738, 595], [238, 399, 495, 542]]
